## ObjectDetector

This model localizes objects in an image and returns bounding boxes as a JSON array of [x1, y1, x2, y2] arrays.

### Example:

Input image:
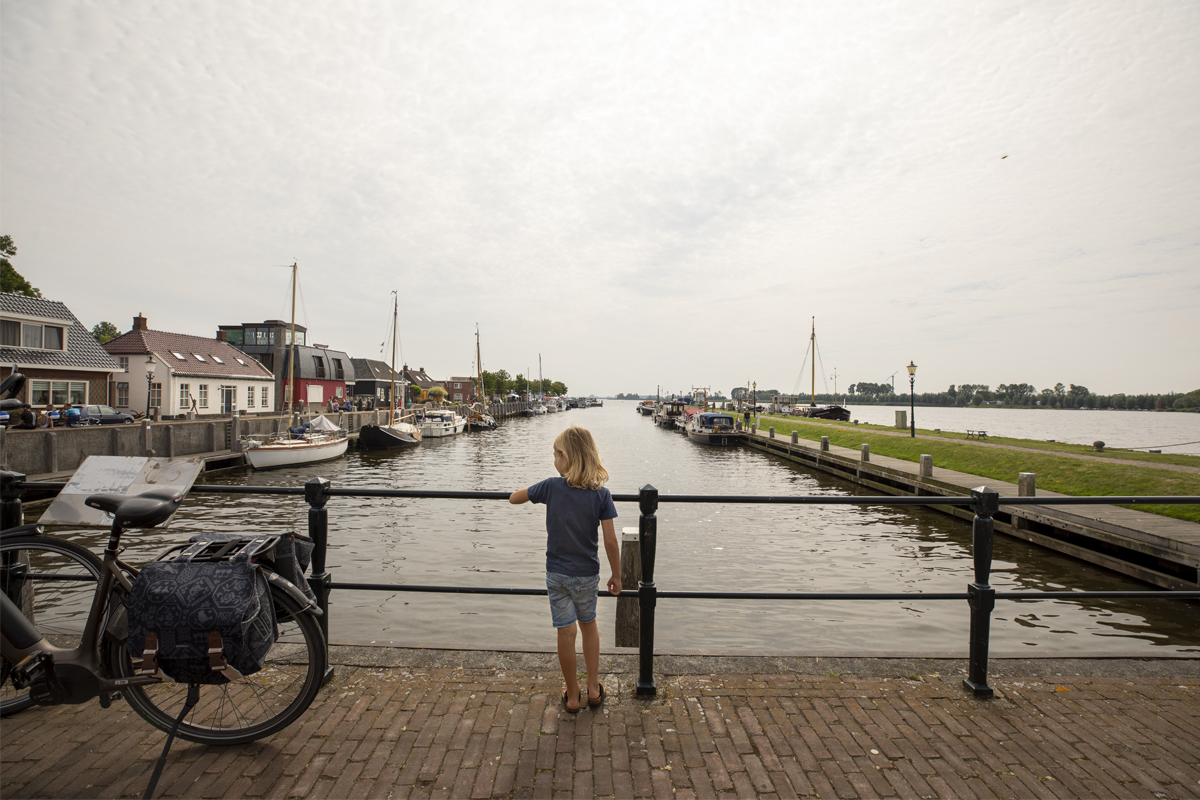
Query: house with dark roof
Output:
[[443, 376, 476, 404], [0, 292, 122, 409], [217, 320, 351, 411], [399, 365, 440, 404], [103, 315, 276, 417], [350, 358, 406, 406]]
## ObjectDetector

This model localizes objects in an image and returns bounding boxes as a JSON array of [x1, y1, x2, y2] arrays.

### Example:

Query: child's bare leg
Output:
[[579, 619, 600, 700], [556, 624, 581, 709]]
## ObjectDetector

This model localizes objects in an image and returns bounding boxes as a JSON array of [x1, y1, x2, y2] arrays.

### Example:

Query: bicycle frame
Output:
[[1, 524, 164, 706]]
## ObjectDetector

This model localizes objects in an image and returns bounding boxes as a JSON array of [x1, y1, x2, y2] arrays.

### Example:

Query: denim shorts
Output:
[[546, 572, 599, 628]]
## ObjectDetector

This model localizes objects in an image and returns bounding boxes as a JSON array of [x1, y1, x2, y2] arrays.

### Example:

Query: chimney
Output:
[[132, 314, 148, 331], [216, 330, 228, 343]]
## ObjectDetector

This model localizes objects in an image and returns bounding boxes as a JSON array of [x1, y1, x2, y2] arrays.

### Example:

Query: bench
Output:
[[966, 430, 988, 439]]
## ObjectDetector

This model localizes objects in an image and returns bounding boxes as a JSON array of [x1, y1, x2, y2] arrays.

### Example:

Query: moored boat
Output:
[[794, 317, 851, 422], [684, 411, 744, 446], [416, 407, 466, 437], [654, 399, 687, 429], [244, 414, 349, 468], [359, 292, 423, 450]]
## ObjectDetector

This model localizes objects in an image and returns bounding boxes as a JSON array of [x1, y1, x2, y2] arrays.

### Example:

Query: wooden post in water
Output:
[[615, 527, 640, 647]]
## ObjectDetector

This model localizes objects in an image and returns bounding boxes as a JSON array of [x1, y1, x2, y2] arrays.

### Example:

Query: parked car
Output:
[[78, 404, 136, 424]]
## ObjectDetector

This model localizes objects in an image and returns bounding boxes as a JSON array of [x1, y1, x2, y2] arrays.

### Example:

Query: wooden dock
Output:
[[744, 428, 1200, 591]]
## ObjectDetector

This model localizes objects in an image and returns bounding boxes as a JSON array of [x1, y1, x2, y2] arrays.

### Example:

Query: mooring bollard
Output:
[[768, 427, 775, 439], [616, 528, 640, 647], [920, 454, 933, 478], [305, 477, 334, 676], [964, 486, 998, 698], [861, 444, 870, 462], [1018, 472, 1036, 496], [820, 436, 829, 451], [637, 484, 659, 696], [791, 431, 798, 444]]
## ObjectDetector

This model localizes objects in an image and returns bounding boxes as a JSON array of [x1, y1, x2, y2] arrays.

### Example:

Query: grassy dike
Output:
[[752, 415, 1200, 524]]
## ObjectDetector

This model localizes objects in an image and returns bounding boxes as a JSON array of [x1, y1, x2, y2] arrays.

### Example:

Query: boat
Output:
[[637, 400, 655, 416], [795, 317, 851, 422], [465, 325, 498, 431], [654, 399, 687, 429], [358, 292, 423, 450], [243, 263, 349, 468], [684, 410, 743, 446], [415, 407, 466, 437]]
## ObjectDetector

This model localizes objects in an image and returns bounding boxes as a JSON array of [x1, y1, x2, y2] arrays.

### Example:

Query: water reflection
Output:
[[72, 401, 1200, 655]]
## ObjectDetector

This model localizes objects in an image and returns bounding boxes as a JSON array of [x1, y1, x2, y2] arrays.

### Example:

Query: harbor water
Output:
[[75, 401, 1200, 655]]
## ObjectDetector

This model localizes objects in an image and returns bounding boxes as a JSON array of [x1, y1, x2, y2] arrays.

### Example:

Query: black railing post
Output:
[[964, 486, 998, 698], [1, 471, 26, 530], [637, 484, 658, 696], [304, 477, 333, 676]]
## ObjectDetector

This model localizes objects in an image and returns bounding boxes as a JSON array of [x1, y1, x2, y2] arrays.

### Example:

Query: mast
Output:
[[389, 291, 398, 426], [286, 262, 298, 427], [538, 354, 543, 400], [475, 323, 483, 403], [810, 317, 816, 407]]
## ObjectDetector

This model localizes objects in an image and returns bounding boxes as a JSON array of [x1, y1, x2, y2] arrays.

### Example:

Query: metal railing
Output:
[[6, 476, 1199, 699]]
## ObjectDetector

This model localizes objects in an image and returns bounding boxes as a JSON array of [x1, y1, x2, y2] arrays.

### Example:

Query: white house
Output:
[[104, 315, 276, 417]]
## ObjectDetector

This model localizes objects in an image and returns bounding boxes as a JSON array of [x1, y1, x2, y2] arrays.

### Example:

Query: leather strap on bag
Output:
[[140, 632, 160, 677], [207, 632, 228, 673]]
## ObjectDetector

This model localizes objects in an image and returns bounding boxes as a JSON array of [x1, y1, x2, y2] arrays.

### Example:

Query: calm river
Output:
[[109, 401, 1199, 656]]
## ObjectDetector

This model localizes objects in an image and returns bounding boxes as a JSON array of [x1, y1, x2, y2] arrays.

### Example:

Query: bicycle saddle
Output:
[[85, 490, 183, 528]]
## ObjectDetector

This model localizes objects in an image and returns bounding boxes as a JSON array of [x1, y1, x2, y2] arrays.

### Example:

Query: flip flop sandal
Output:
[[587, 684, 605, 707], [561, 690, 582, 714]]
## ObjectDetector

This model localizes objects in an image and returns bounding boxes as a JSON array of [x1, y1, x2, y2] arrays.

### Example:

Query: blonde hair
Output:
[[554, 426, 609, 490]]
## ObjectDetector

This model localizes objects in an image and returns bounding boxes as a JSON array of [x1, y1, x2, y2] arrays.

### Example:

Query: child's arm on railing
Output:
[[509, 488, 529, 505]]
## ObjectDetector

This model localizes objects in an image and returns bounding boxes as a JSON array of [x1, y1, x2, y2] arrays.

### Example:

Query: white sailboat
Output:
[[244, 263, 349, 469], [359, 292, 423, 449]]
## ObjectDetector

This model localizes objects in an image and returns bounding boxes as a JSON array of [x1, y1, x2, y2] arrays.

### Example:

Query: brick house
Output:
[[0, 292, 121, 408], [103, 315, 276, 416], [443, 376, 476, 404], [218, 320, 351, 411]]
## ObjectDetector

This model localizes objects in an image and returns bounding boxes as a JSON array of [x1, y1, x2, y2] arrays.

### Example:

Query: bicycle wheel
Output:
[[1, 536, 104, 717], [111, 586, 327, 745]]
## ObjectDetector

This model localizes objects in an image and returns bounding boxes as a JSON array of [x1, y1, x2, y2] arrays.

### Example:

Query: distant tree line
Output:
[[479, 370, 567, 399], [843, 382, 1200, 411]]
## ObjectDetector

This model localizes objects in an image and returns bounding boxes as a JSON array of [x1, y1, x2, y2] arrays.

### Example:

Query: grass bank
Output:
[[753, 415, 1200, 524]]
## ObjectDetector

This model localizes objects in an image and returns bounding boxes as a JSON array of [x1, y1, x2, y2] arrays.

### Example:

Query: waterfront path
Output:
[[3, 649, 1199, 799]]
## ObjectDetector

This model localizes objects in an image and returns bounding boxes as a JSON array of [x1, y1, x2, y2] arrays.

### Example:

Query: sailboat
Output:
[[465, 324, 498, 431], [358, 292, 423, 449], [796, 317, 851, 422], [244, 263, 350, 468]]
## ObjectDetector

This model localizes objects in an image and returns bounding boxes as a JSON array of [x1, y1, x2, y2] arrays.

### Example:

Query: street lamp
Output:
[[145, 356, 156, 418], [907, 361, 917, 438]]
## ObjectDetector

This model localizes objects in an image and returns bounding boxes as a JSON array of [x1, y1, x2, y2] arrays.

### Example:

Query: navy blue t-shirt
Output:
[[528, 477, 618, 577]]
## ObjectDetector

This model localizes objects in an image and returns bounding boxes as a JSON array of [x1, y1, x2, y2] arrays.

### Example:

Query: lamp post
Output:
[[145, 356, 156, 418], [907, 361, 917, 438]]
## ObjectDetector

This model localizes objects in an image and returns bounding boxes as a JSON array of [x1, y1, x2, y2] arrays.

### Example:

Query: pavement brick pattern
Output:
[[2, 666, 1199, 799]]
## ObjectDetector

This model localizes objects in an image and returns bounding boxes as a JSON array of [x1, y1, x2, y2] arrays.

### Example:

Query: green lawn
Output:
[[753, 415, 1200, 524]]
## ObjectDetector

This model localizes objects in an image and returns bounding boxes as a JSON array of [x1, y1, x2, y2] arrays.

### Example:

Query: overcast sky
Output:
[[3, 1, 1197, 397]]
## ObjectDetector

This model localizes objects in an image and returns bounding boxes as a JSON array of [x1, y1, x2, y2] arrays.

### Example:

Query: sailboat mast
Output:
[[389, 292, 398, 426], [538, 354, 543, 399], [476, 324, 483, 402], [810, 317, 816, 406], [286, 262, 298, 427]]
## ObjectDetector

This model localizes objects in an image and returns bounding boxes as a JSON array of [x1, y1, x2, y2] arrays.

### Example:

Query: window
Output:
[[179, 383, 190, 409], [172, 352, 186, 360], [247, 386, 255, 407], [118, 356, 129, 372], [335, 387, 344, 398], [149, 383, 161, 409], [313, 356, 326, 378], [192, 353, 206, 362], [29, 380, 87, 405], [235, 357, 246, 366], [212, 356, 224, 364], [454, 382, 461, 389], [116, 383, 129, 407], [332, 359, 344, 380], [3, 321, 65, 351], [222, 329, 243, 346], [285, 329, 305, 346], [261, 386, 269, 407], [199, 385, 208, 408]]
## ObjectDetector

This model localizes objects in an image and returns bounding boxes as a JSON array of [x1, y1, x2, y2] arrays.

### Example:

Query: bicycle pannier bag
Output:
[[188, 532, 317, 607], [127, 550, 276, 684]]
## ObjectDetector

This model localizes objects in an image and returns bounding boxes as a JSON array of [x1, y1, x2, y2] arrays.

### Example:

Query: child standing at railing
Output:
[[509, 426, 620, 713]]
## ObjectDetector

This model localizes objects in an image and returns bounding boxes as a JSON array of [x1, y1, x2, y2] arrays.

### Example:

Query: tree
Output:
[[550, 381, 567, 395], [0, 235, 41, 298], [427, 386, 448, 404], [91, 321, 121, 343], [512, 374, 528, 396]]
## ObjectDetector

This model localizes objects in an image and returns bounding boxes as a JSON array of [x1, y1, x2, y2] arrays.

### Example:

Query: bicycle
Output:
[[1, 488, 327, 745]]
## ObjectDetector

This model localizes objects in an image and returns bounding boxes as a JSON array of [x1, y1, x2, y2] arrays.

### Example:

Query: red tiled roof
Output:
[[104, 329, 274, 379]]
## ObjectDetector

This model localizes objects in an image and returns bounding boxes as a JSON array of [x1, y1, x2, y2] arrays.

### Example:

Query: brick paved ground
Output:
[[3, 654, 1199, 799]]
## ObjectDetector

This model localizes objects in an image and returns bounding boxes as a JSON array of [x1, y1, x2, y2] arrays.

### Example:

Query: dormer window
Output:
[[172, 352, 186, 360], [235, 357, 246, 365], [212, 356, 224, 364], [1, 320, 65, 351], [193, 353, 206, 362]]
